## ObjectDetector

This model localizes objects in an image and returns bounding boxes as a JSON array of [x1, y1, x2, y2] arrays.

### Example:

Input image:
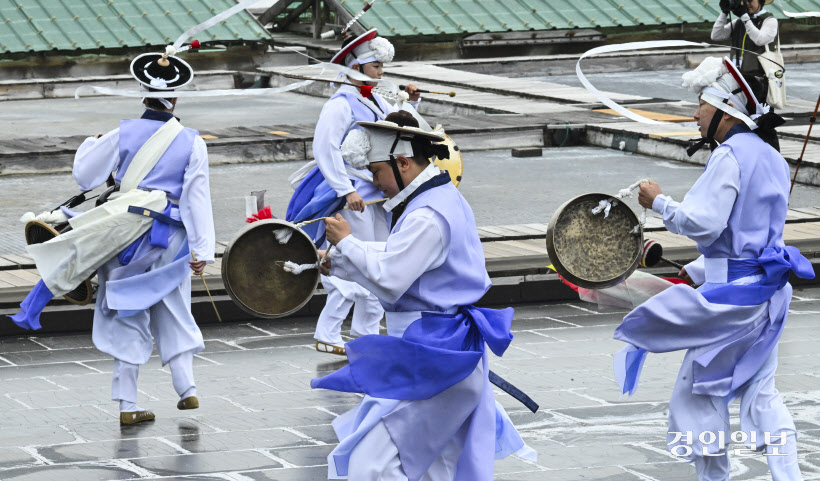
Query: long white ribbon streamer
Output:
[[780, 2, 820, 17], [576, 40, 711, 125], [173, 0, 267, 49], [75, 79, 315, 99]]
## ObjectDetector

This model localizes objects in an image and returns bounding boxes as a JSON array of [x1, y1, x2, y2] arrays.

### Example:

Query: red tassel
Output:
[[190, 40, 201, 49], [246, 206, 273, 223], [359, 85, 373, 98]]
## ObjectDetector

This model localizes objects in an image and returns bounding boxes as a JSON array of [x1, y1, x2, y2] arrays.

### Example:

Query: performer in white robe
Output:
[[613, 57, 811, 480], [8, 49, 214, 425], [285, 29, 422, 355], [311, 111, 534, 480]]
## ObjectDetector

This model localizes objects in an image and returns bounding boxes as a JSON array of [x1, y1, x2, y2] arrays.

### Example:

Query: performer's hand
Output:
[[94, 132, 104, 139], [404, 83, 421, 102], [679, 267, 693, 284], [189, 260, 206, 276], [345, 192, 365, 212], [638, 180, 662, 209], [318, 250, 331, 275], [325, 214, 351, 246]]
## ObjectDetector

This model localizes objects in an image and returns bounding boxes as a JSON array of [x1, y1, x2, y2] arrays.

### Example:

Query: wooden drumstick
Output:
[[191, 252, 222, 322], [297, 199, 387, 227]]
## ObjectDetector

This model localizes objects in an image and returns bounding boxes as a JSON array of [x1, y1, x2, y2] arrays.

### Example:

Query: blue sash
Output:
[[311, 305, 514, 400]]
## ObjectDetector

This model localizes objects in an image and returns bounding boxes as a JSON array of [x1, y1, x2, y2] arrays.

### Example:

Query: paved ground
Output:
[[4, 146, 820, 256], [0, 288, 820, 480]]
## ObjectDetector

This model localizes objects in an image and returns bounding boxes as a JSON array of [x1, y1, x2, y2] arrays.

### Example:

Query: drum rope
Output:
[[591, 179, 649, 229]]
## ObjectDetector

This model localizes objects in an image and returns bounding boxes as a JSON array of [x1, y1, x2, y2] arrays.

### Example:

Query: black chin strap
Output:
[[687, 98, 727, 157]]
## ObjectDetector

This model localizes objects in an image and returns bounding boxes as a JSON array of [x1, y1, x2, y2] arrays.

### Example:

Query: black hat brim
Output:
[[130, 53, 194, 90]]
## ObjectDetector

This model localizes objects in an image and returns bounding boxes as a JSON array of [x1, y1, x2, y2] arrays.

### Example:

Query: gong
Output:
[[222, 219, 319, 318], [546, 193, 643, 289]]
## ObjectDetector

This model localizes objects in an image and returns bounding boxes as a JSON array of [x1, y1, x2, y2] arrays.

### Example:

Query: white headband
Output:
[[345, 37, 394, 68]]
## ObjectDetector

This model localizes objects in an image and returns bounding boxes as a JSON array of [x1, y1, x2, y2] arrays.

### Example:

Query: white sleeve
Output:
[[329, 207, 449, 304], [711, 13, 733, 41], [313, 99, 356, 198], [651, 146, 740, 247], [72, 128, 120, 191], [179, 136, 215, 263], [743, 16, 777, 46]]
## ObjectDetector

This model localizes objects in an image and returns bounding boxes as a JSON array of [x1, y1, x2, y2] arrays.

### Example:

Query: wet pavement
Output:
[[4, 146, 820, 256], [1, 288, 820, 480]]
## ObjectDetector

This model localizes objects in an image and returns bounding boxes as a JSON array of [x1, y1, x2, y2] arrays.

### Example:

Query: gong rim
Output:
[[546, 193, 643, 290], [222, 219, 320, 319]]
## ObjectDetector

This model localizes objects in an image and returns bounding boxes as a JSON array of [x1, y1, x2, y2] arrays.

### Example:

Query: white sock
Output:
[[181, 386, 197, 400], [119, 400, 141, 412]]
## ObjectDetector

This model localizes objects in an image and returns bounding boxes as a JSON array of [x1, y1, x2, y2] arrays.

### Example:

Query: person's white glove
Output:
[[741, 13, 751, 22]]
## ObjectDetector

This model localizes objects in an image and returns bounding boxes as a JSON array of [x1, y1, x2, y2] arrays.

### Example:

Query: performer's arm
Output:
[[179, 136, 216, 263], [330, 208, 448, 304], [740, 15, 777, 46], [710, 13, 733, 41], [652, 147, 740, 246], [72, 128, 120, 191], [313, 99, 357, 197]]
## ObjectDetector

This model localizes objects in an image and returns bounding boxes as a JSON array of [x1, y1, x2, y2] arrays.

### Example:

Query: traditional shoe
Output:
[[120, 410, 155, 425], [177, 396, 199, 410], [316, 340, 346, 356]]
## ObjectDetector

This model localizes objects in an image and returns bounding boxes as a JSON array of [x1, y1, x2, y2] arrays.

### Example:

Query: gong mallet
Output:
[[399, 85, 456, 97], [297, 199, 388, 227], [640, 240, 685, 270], [191, 252, 223, 322]]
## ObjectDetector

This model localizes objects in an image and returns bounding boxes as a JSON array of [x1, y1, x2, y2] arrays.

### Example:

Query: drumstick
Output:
[[399, 85, 456, 97], [297, 199, 387, 227], [191, 252, 222, 322]]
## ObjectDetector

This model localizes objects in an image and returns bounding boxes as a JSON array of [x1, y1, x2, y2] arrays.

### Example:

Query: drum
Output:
[[432, 134, 463, 187], [546, 193, 643, 289], [222, 219, 319, 318], [24, 220, 94, 305]]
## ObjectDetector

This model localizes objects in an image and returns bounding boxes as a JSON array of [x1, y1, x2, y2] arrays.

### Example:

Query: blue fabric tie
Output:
[[311, 305, 514, 400], [701, 246, 815, 306], [8, 280, 54, 330]]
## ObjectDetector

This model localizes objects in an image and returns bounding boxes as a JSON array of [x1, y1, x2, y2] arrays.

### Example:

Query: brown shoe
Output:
[[120, 410, 155, 425], [315, 340, 346, 356], [177, 396, 199, 410]]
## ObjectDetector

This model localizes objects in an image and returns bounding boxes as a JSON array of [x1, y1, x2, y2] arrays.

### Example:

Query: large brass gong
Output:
[[222, 219, 319, 318], [546, 193, 643, 289]]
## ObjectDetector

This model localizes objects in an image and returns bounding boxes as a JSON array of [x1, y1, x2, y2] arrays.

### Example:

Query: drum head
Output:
[[546, 193, 643, 289], [432, 134, 463, 187], [222, 219, 319, 318]]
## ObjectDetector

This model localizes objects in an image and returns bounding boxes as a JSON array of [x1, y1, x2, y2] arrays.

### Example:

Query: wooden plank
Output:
[[496, 224, 544, 236], [480, 245, 506, 259], [0, 254, 33, 267], [0, 279, 14, 288], [16, 270, 42, 283], [0, 257, 15, 269], [0, 271, 35, 287], [496, 240, 547, 255], [481, 242, 534, 257]]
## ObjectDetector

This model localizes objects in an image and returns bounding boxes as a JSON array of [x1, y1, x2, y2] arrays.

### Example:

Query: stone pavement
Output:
[[1, 289, 820, 480]]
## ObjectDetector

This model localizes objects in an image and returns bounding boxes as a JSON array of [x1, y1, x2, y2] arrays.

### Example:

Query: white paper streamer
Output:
[[173, 0, 267, 49], [75, 79, 314, 99], [576, 40, 711, 125], [780, 2, 820, 17]]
